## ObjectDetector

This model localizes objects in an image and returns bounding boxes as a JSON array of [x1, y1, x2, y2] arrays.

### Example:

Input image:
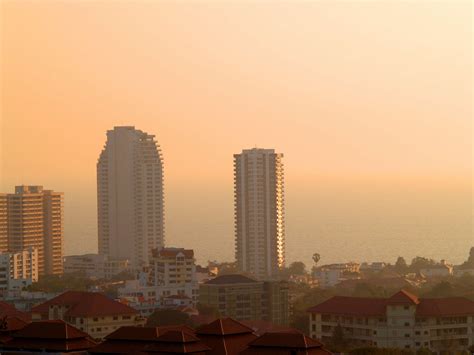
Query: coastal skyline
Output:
[[1, 1, 472, 266]]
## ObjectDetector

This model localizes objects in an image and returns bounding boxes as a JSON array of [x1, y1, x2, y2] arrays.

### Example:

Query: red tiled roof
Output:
[[247, 332, 324, 349], [307, 296, 387, 316], [31, 291, 138, 318], [143, 330, 211, 353], [240, 332, 332, 355], [2, 320, 97, 352], [387, 290, 419, 305], [197, 318, 255, 336], [89, 325, 195, 354], [0, 301, 31, 322], [241, 320, 297, 336], [0, 316, 29, 332], [308, 290, 474, 317], [196, 318, 257, 355], [416, 298, 474, 316]]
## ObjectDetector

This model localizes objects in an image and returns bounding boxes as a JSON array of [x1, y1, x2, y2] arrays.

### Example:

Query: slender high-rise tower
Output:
[[234, 148, 285, 280], [97, 126, 164, 269]]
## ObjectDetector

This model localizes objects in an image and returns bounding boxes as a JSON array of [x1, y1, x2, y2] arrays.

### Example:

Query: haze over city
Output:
[[1, 1, 472, 267]]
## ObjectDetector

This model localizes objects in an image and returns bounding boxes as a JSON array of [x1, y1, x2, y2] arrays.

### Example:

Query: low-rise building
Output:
[[31, 291, 145, 339], [313, 263, 360, 289], [0, 248, 39, 294], [64, 254, 130, 279], [308, 289, 474, 353], [199, 274, 289, 326], [420, 260, 453, 278]]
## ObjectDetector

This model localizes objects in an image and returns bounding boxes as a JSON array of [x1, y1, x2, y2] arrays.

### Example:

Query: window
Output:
[[93, 317, 98, 322]]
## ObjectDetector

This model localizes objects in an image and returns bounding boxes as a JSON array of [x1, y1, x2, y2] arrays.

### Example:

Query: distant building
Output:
[[420, 260, 453, 278], [234, 148, 285, 280], [1, 186, 64, 275], [308, 289, 474, 353], [360, 262, 387, 272], [97, 126, 164, 269], [313, 262, 360, 288], [199, 274, 289, 326], [148, 247, 199, 303], [31, 291, 145, 339], [64, 254, 130, 279], [0, 248, 39, 293]]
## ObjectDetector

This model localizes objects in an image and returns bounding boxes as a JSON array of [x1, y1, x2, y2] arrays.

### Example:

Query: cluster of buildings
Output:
[[0, 185, 64, 294]]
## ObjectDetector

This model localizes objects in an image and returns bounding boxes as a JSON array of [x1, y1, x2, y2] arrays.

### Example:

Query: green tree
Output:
[[394, 256, 408, 274], [288, 261, 307, 275], [410, 256, 436, 272]]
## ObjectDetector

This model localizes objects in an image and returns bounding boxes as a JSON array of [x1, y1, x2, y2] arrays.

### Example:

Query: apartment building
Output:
[[199, 274, 289, 326], [308, 290, 474, 353], [4, 186, 63, 275], [31, 290, 145, 340], [0, 248, 39, 293], [64, 253, 130, 279], [97, 126, 164, 269], [148, 247, 198, 303], [234, 148, 285, 280]]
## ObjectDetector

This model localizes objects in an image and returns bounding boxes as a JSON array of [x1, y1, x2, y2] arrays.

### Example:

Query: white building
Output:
[[234, 148, 285, 280], [97, 126, 164, 269], [0, 248, 39, 293], [64, 253, 130, 279], [309, 290, 474, 354], [117, 247, 199, 316], [313, 263, 360, 288]]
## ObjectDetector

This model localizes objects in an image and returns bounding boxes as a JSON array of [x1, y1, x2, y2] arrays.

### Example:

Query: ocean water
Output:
[[65, 182, 473, 267]]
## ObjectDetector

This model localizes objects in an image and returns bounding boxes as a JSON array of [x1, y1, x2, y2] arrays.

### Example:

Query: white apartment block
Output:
[[0, 248, 39, 292], [308, 290, 474, 354], [234, 148, 285, 280], [97, 126, 164, 269], [148, 247, 198, 303]]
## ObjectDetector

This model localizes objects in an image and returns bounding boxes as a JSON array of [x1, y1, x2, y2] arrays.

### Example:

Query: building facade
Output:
[[3, 186, 63, 275], [64, 253, 130, 279], [0, 248, 39, 292], [31, 291, 145, 340], [199, 274, 289, 326], [234, 148, 285, 280], [97, 126, 164, 269], [308, 290, 474, 354]]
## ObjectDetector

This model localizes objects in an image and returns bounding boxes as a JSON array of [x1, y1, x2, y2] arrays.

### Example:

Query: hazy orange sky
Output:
[[1, 1, 472, 264]]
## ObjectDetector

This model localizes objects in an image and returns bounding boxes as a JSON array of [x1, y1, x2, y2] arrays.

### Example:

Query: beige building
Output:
[[234, 148, 285, 280], [308, 290, 474, 353], [31, 290, 145, 340], [0, 247, 39, 292], [0, 194, 7, 252], [97, 126, 164, 269], [3, 186, 63, 275], [199, 274, 289, 326], [64, 253, 130, 279], [148, 247, 198, 303]]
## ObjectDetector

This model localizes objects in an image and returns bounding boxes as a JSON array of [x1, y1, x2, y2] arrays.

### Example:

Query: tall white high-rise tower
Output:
[[97, 126, 164, 269], [234, 148, 285, 280]]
